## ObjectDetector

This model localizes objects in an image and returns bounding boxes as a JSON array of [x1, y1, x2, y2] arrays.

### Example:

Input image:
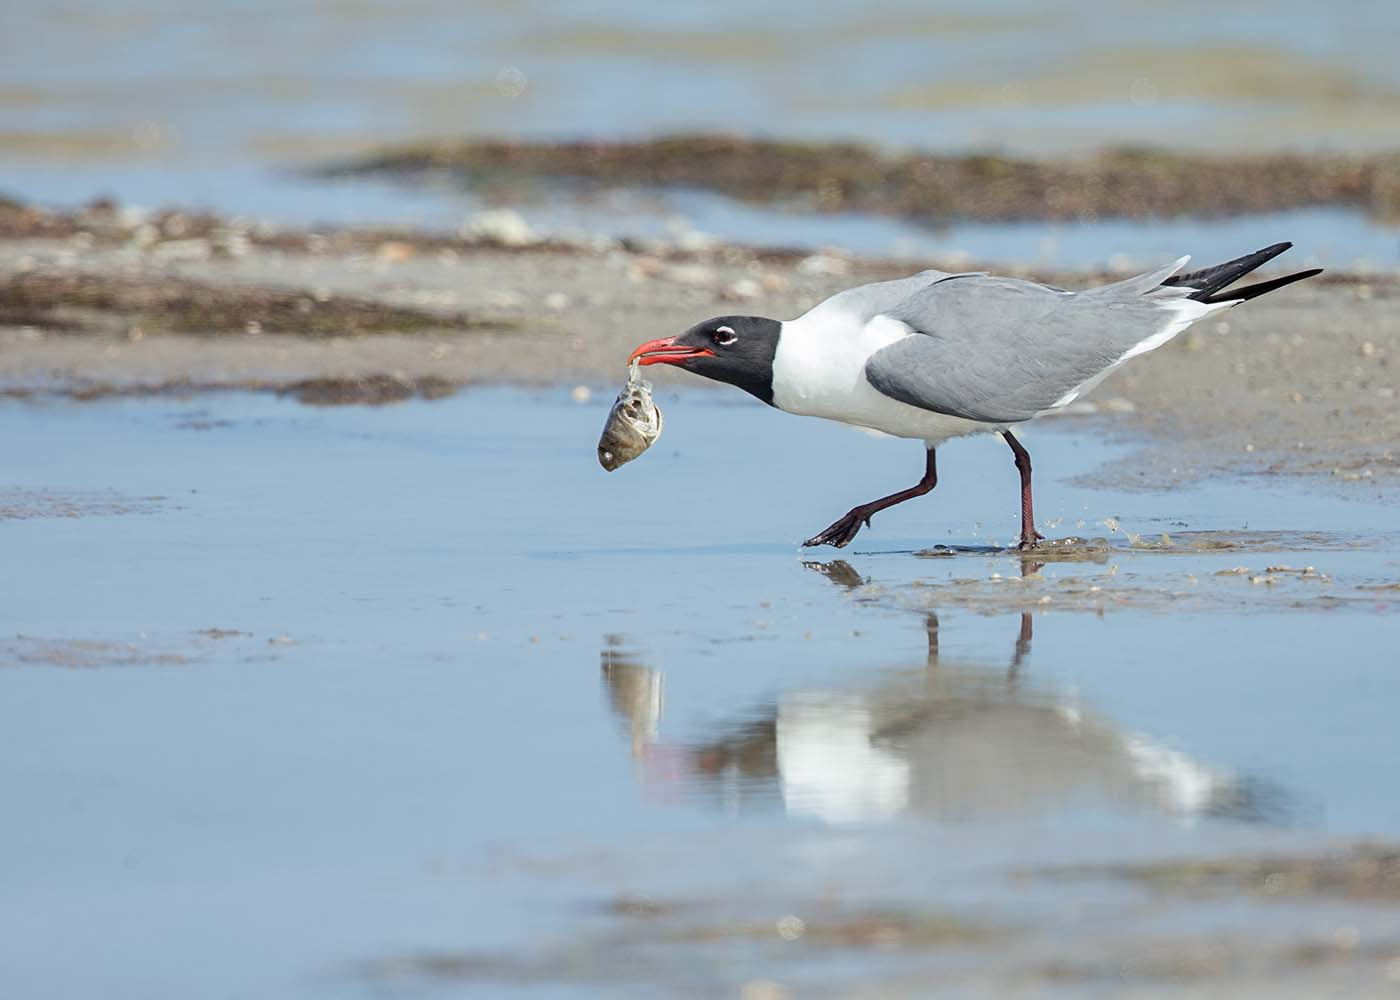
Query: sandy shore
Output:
[[2, 199, 1395, 491]]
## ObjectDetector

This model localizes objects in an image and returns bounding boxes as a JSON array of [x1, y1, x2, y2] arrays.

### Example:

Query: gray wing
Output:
[[864, 260, 1191, 423], [803, 269, 982, 322]]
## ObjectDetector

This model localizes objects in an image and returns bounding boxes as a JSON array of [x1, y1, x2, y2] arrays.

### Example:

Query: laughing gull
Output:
[[630, 243, 1320, 549]]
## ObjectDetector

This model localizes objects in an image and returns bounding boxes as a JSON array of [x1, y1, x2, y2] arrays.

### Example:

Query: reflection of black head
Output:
[[599, 642, 664, 761], [667, 315, 782, 405]]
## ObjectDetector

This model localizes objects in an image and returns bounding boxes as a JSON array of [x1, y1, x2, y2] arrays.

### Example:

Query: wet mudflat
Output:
[[3, 388, 1400, 997]]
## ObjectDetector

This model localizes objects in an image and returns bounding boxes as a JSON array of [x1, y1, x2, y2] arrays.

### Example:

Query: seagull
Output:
[[629, 243, 1320, 549]]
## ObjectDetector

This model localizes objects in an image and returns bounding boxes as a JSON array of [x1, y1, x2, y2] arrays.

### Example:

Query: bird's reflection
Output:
[[600, 563, 1290, 826]]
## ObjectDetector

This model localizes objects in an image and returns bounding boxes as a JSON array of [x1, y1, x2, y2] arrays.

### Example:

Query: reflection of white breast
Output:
[[772, 684, 1242, 827], [776, 692, 909, 824]]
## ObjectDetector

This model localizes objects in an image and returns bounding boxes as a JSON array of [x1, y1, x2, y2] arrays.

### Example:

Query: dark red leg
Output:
[[1002, 430, 1044, 550], [803, 448, 937, 548]]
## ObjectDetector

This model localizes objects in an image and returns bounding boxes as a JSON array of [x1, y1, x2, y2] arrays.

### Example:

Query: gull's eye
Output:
[[711, 325, 737, 346]]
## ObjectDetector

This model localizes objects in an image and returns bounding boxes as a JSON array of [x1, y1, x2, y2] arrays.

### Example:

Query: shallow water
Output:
[[469, 188, 1400, 272], [2, 389, 1400, 995], [25, 162, 1400, 272]]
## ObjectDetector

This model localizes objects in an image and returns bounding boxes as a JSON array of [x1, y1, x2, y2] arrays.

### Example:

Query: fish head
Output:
[[597, 443, 626, 472], [629, 315, 781, 405]]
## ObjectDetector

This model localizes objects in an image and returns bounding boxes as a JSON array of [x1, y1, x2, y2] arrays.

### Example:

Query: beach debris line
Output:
[[597, 361, 663, 471]]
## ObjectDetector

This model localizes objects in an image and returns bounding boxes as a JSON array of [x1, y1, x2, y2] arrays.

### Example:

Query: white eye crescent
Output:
[[712, 325, 737, 346]]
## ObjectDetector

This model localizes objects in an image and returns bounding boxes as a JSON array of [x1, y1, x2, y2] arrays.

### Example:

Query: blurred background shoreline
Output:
[[5, 0, 1399, 270], [3, 1, 1397, 478]]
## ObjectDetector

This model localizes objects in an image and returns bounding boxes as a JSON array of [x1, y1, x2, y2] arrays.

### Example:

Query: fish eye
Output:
[[711, 325, 737, 346]]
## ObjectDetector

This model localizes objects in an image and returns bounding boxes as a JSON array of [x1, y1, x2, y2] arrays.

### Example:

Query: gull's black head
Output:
[[629, 315, 781, 405]]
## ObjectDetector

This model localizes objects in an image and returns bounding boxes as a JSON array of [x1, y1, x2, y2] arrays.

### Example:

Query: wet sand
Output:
[[1, 198, 1395, 492]]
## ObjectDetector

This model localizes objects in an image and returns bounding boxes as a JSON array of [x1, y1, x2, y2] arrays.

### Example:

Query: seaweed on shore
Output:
[[323, 136, 1400, 224], [0, 270, 515, 338]]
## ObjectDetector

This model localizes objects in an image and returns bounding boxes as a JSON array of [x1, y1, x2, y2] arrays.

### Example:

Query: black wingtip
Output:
[[1164, 242, 1298, 301], [1200, 267, 1323, 304]]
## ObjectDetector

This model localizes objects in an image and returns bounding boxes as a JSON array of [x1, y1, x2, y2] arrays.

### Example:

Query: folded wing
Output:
[[863, 259, 1200, 423]]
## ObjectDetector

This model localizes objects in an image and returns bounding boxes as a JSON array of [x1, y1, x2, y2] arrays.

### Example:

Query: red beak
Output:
[[628, 336, 715, 366]]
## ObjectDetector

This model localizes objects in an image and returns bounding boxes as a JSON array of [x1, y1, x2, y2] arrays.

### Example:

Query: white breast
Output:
[[771, 310, 1001, 444]]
